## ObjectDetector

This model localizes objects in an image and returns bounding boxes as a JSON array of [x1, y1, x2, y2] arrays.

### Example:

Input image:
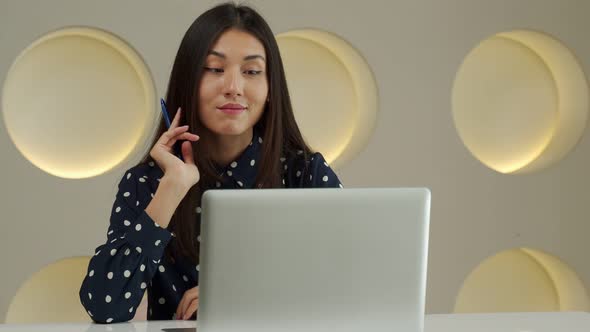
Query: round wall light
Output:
[[452, 30, 588, 174], [276, 29, 378, 170], [455, 248, 590, 313], [2, 27, 157, 179]]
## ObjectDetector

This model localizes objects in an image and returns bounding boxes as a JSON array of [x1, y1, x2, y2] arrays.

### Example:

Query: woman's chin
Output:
[[209, 124, 251, 137]]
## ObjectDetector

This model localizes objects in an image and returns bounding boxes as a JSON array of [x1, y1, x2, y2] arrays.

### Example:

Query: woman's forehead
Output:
[[208, 29, 266, 61]]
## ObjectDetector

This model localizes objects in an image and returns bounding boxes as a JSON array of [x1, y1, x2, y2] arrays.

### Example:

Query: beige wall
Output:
[[1, 0, 590, 322]]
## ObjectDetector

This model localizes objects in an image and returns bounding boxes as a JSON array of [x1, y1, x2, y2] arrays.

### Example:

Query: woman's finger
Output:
[[183, 298, 199, 320], [163, 131, 198, 151], [174, 132, 199, 142], [170, 107, 182, 129], [158, 126, 190, 149], [175, 296, 186, 320], [181, 141, 196, 165], [176, 287, 199, 320]]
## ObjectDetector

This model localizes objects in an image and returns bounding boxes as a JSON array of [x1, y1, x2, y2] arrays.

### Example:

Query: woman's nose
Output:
[[222, 70, 243, 97]]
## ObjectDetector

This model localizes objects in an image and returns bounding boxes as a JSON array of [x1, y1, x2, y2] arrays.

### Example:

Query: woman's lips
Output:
[[217, 104, 247, 115]]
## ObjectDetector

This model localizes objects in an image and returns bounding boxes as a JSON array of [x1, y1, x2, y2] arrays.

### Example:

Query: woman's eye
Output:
[[245, 70, 263, 76], [204, 67, 223, 73]]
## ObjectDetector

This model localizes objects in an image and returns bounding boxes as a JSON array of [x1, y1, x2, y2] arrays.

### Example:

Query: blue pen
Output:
[[160, 98, 172, 128], [160, 98, 184, 161]]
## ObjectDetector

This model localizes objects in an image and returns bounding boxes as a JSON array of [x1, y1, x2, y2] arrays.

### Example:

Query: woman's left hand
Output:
[[176, 286, 199, 320]]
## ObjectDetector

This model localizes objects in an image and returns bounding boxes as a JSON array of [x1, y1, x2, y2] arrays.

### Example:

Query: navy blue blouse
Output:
[[79, 131, 342, 323]]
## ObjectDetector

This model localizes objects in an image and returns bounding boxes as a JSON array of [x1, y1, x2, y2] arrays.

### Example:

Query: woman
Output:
[[79, 2, 342, 323]]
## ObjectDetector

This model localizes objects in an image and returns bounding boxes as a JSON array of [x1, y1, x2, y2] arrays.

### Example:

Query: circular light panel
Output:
[[276, 29, 378, 169], [2, 27, 157, 179], [454, 248, 590, 313], [452, 30, 588, 174]]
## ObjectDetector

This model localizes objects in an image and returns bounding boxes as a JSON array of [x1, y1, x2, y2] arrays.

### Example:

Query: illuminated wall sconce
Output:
[[452, 30, 589, 174], [6, 256, 92, 323], [455, 248, 590, 313], [276, 29, 379, 170], [2, 27, 157, 179]]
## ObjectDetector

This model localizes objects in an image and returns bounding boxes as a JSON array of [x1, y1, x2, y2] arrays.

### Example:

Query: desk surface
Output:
[[0, 312, 588, 332]]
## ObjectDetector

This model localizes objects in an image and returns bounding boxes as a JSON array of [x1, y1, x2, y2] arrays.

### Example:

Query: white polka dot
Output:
[[339, 183, 343, 188], [150, 193, 154, 198], [159, 265, 165, 273], [115, 207, 121, 213], [94, 250, 101, 256], [237, 181, 243, 187], [154, 222, 160, 228], [123, 192, 130, 197], [296, 171, 301, 177], [230, 161, 237, 168], [136, 247, 142, 254], [124, 248, 130, 256], [149, 308, 152, 316], [88, 293, 92, 300], [126, 173, 131, 180], [110, 238, 117, 244], [310, 174, 313, 180], [284, 164, 288, 170], [89, 270, 94, 277], [322, 175, 328, 182], [129, 307, 134, 313], [110, 249, 117, 256], [250, 159, 255, 166], [324, 161, 329, 167], [107, 272, 113, 279], [136, 201, 139, 206], [258, 137, 263, 143], [124, 270, 131, 278], [227, 170, 232, 176], [172, 284, 177, 292], [107, 230, 113, 235], [297, 150, 303, 155], [196, 207, 202, 214], [280, 157, 286, 162], [155, 240, 161, 246], [139, 177, 146, 183], [159, 298, 166, 305], [88, 311, 93, 317], [125, 292, 131, 299], [135, 224, 142, 231], [216, 181, 221, 188], [282, 179, 285, 185], [149, 161, 155, 167], [123, 220, 130, 226], [105, 295, 112, 303], [183, 275, 188, 282], [106, 318, 113, 323], [196, 265, 200, 272], [141, 282, 147, 289], [197, 235, 201, 242]]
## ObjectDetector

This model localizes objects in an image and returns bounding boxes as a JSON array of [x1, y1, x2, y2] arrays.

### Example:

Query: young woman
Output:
[[79, 2, 342, 323]]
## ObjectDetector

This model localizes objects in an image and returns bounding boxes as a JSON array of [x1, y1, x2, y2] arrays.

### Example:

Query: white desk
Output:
[[0, 312, 588, 331]]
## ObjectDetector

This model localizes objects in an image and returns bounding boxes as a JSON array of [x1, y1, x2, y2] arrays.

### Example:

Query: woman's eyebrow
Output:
[[208, 50, 265, 62]]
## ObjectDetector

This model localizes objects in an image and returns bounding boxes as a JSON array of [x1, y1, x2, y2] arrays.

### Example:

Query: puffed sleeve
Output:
[[79, 166, 173, 323]]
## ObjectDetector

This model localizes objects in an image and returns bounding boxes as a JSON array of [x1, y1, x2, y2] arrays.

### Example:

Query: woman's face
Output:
[[198, 28, 269, 138]]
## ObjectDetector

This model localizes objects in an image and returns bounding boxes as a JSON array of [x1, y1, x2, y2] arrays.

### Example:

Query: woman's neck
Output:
[[209, 129, 253, 168]]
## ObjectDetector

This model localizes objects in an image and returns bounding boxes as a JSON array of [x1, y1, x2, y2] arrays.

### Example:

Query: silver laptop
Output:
[[197, 188, 431, 332]]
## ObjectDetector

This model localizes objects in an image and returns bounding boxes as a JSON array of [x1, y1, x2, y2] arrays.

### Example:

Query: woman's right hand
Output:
[[149, 108, 200, 192]]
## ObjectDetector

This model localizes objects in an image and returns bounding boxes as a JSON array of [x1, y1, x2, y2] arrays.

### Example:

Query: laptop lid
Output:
[[197, 188, 431, 332]]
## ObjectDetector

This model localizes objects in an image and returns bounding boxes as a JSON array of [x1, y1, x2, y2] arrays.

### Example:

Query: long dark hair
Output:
[[141, 2, 313, 264]]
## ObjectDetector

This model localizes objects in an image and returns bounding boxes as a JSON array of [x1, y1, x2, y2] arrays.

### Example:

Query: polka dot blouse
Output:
[[79, 130, 343, 323]]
